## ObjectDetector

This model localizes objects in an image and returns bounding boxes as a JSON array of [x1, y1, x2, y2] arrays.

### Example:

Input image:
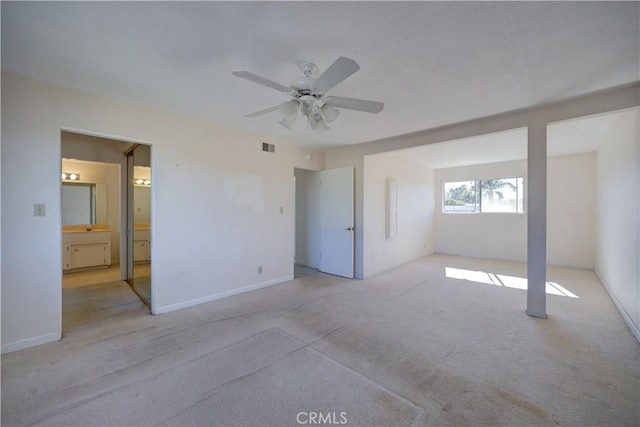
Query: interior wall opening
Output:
[[61, 130, 152, 333]]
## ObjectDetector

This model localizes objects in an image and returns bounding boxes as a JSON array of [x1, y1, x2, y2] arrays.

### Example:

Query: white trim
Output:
[[153, 276, 294, 315], [594, 267, 640, 343], [1, 331, 61, 354], [60, 126, 154, 145]]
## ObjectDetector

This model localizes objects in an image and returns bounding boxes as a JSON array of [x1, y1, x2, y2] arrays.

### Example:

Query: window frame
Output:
[[442, 175, 525, 215]]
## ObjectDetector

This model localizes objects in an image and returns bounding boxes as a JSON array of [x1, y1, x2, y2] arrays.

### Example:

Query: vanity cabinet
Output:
[[133, 229, 151, 262], [62, 230, 111, 271]]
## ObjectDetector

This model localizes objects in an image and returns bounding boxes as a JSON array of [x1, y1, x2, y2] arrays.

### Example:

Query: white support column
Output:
[[527, 122, 547, 318]]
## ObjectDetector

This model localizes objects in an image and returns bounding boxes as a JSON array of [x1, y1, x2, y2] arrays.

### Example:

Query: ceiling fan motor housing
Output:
[[290, 76, 323, 100]]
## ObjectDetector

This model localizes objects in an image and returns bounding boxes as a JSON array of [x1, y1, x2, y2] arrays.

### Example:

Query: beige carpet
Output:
[[62, 264, 121, 289], [62, 280, 148, 332], [2, 255, 638, 426]]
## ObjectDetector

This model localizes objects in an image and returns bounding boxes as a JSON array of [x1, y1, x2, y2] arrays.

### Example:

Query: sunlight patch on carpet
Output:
[[445, 267, 579, 298]]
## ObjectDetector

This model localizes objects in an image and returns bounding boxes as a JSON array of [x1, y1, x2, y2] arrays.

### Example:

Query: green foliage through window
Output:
[[443, 177, 524, 213]]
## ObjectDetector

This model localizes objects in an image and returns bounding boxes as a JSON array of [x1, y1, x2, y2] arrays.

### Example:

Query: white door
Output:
[[319, 167, 355, 278]]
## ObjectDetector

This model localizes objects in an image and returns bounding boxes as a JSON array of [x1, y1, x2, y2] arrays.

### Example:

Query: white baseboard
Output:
[[364, 251, 434, 279], [594, 267, 640, 343], [154, 276, 293, 315], [1, 331, 61, 354]]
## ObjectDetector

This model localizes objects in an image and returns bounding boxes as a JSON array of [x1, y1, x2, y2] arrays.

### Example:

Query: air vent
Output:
[[262, 142, 275, 153]]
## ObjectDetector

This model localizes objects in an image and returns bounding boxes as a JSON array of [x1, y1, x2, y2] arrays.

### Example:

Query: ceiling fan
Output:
[[232, 57, 384, 133]]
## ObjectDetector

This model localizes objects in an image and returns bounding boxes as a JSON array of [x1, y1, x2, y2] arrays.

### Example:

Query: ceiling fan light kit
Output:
[[279, 117, 297, 131], [232, 56, 384, 134], [279, 99, 300, 120], [309, 113, 330, 133], [321, 103, 340, 124]]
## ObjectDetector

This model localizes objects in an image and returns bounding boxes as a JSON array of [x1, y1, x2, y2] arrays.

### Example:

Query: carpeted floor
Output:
[[294, 263, 319, 278], [2, 255, 638, 426]]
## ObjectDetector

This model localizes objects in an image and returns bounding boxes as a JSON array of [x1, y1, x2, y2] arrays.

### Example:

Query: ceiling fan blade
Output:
[[313, 57, 360, 93], [245, 105, 280, 117], [328, 96, 384, 113], [232, 70, 291, 93]]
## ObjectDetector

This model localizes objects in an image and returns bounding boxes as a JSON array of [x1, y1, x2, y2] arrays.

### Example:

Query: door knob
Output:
[[344, 226, 354, 231]]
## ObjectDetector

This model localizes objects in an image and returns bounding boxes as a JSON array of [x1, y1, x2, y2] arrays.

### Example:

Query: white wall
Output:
[[294, 169, 320, 269], [61, 159, 121, 262], [363, 153, 434, 277], [594, 108, 639, 339], [1, 72, 325, 352], [434, 154, 596, 268], [547, 152, 595, 269]]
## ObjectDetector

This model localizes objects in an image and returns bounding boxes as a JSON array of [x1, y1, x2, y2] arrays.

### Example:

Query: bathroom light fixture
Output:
[[133, 178, 151, 186], [61, 172, 80, 181]]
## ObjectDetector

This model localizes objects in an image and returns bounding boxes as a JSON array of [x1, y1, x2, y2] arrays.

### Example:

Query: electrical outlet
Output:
[[33, 203, 46, 217], [258, 266, 263, 274], [279, 206, 284, 214]]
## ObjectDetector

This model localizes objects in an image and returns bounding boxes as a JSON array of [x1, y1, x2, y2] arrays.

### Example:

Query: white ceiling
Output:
[[389, 108, 639, 169], [2, 2, 638, 150], [390, 127, 528, 169]]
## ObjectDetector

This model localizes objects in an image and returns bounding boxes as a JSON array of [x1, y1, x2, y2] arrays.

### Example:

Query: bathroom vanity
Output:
[[133, 227, 151, 262], [62, 228, 112, 271]]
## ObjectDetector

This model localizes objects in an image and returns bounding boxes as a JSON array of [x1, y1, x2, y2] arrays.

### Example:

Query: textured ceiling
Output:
[[2, 2, 638, 149], [389, 108, 638, 169]]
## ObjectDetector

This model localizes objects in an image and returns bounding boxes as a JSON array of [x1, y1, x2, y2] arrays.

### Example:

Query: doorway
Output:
[[294, 167, 355, 279], [61, 131, 152, 333], [294, 168, 321, 277]]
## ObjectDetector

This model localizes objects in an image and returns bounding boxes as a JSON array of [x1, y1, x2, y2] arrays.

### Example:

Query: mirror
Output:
[[133, 185, 150, 223], [133, 165, 151, 225], [128, 148, 152, 307], [62, 182, 107, 225]]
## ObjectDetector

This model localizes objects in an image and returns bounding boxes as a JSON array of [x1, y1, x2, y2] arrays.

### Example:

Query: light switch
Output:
[[279, 206, 284, 214], [33, 203, 46, 216]]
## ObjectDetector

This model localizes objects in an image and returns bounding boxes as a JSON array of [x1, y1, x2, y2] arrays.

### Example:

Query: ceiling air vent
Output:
[[262, 142, 275, 153]]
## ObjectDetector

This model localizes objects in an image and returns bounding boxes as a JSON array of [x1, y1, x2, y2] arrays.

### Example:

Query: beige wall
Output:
[[1, 71, 325, 353], [595, 108, 639, 339], [363, 153, 435, 277]]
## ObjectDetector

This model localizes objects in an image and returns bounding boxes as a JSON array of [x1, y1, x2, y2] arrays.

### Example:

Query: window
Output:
[[443, 177, 524, 213]]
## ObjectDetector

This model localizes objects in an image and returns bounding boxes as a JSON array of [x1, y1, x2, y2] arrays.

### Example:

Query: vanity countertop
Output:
[[62, 225, 111, 233], [63, 229, 111, 234]]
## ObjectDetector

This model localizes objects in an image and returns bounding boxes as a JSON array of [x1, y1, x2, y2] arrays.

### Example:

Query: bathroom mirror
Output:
[[62, 182, 107, 225]]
